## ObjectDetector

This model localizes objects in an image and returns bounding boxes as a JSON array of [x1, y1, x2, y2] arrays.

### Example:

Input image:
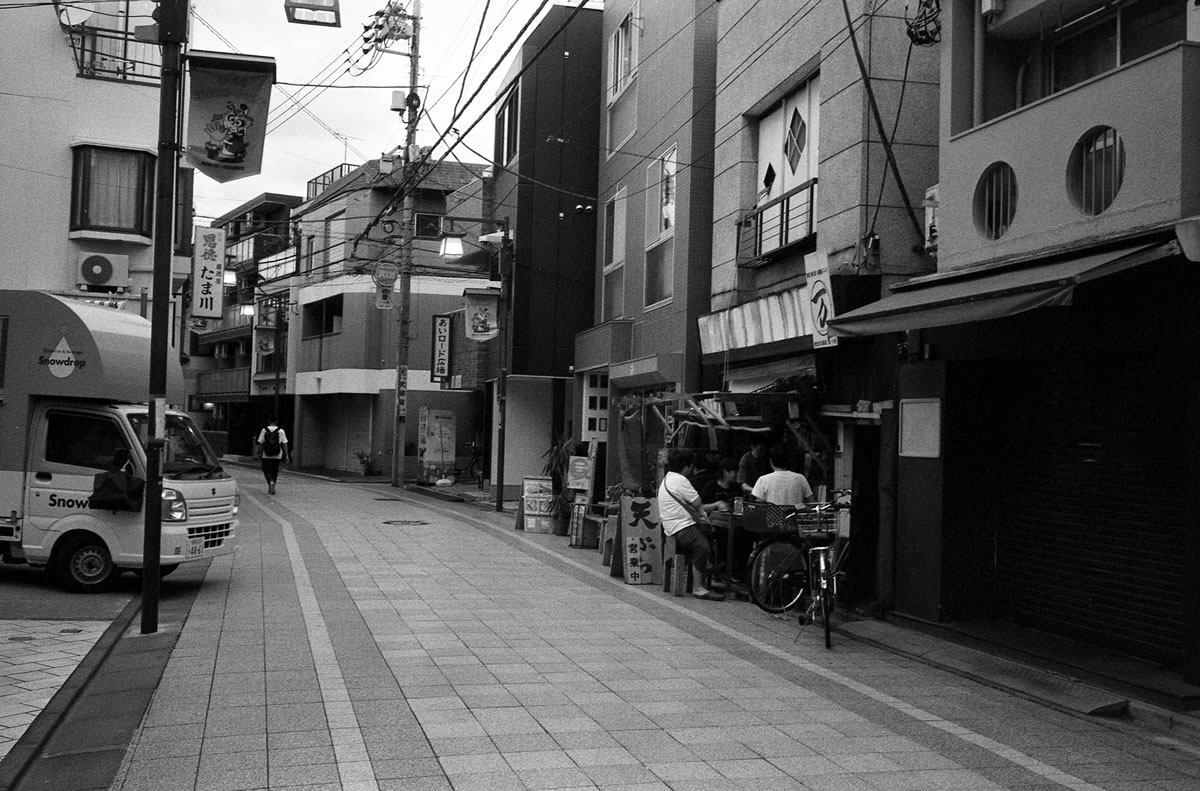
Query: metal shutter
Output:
[[996, 350, 1187, 666]]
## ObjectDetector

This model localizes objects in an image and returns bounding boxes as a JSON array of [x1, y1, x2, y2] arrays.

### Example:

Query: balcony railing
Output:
[[736, 178, 818, 268], [195, 367, 250, 397], [306, 163, 358, 200], [67, 24, 161, 85]]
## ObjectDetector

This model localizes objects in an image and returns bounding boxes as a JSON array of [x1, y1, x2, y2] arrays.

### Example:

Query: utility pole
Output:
[[390, 0, 420, 487], [142, 0, 188, 635]]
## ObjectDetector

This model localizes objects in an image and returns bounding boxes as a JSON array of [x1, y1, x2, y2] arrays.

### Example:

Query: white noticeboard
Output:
[[899, 398, 941, 458]]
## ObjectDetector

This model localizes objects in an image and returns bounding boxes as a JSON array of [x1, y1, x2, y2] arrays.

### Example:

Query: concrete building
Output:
[[830, 0, 1200, 685], [699, 0, 940, 603], [0, 2, 192, 351], [486, 3, 604, 499], [290, 159, 492, 477], [574, 0, 719, 494]]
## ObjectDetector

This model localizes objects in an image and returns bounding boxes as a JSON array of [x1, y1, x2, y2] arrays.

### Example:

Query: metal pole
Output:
[[142, 0, 187, 635], [494, 220, 510, 512], [391, 1, 420, 488], [274, 300, 283, 420]]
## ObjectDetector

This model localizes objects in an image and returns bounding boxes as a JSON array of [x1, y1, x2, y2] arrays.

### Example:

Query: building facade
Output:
[[291, 159, 493, 477], [574, 0, 719, 494], [830, 0, 1200, 682], [487, 3, 604, 498], [1, 2, 193, 379]]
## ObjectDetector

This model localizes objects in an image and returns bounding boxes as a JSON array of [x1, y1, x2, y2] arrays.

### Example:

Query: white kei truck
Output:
[[0, 290, 238, 592]]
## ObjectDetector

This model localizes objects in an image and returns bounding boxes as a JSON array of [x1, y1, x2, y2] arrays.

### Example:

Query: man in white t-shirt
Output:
[[256, 417, 290, 495], [750, 446, 814, 508], [657, 448, 725, 601]]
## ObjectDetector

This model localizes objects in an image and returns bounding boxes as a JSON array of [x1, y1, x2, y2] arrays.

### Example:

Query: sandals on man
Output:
[[693, 590, 725, 601]]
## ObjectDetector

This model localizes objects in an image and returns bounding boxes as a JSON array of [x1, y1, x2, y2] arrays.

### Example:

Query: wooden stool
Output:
[[661, 531, 689, 597]]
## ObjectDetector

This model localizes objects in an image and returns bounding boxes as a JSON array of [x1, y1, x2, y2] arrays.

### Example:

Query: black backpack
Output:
[[262, 428, 281, 455]]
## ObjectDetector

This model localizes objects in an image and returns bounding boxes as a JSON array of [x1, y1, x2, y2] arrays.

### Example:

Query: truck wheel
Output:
[[55, 535, 117, 593]]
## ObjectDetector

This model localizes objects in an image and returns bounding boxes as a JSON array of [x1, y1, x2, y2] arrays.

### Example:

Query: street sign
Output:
[[373, 261, 399, 286], [375, 282, 394, 309]]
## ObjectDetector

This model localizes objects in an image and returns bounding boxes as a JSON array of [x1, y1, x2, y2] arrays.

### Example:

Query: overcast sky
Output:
[[189, 0, 558, 223]]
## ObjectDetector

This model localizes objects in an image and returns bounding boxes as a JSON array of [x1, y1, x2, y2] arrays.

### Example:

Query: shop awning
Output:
[[829, 241, 1177, 337]]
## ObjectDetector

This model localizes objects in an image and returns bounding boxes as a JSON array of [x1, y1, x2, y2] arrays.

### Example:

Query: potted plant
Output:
[[355, 450, 375, 476], [541, 428, 575, 536]]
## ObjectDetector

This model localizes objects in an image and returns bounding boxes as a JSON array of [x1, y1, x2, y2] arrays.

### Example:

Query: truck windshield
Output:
[[129, 414, 225, 477]]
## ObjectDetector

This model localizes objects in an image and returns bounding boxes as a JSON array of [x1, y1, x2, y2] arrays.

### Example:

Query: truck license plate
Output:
[[187, 537, 204, 558]]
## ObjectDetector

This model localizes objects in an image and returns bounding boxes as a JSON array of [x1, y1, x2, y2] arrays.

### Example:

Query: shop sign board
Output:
[[619, 496, 661, 585], [522, 476, 555, 534], [431, 314, 452, 382]]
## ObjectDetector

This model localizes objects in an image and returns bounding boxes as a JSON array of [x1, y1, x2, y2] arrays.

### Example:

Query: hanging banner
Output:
[[190, 226, 226, 319], [804, 248, 838, 349], [431, 314, 452, 382], [185, 51, 276, 183], [463, 287, 500, 342]]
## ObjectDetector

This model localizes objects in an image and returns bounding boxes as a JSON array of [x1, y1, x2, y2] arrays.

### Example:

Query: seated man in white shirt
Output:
[[657, 448, 725, 601], [750, 446, 815, 508]]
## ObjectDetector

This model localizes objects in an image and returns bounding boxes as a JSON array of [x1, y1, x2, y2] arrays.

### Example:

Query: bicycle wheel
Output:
[[748, 538, 808, 613]]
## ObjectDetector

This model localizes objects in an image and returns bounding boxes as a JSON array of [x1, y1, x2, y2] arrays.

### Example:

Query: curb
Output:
[[0, 596, 140, 791]]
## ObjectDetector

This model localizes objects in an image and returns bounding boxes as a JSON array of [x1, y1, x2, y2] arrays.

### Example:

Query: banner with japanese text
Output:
[[190, 226, 226, 319], [185, 51, 275, 183], [431, 314, 452, 382]]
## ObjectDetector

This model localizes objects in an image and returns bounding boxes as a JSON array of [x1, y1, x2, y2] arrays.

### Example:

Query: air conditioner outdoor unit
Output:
[[77, 252, 130, 291]]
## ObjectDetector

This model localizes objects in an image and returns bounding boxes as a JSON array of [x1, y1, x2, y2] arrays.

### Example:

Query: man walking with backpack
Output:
[[256, 417, 289, 495]]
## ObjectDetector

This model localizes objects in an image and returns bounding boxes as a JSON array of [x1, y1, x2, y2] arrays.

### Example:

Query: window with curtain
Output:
[[71, 146, 154, 236]]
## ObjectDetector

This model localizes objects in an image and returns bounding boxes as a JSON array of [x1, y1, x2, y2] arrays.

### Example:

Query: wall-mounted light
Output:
[[222, 269, 238, 286], [284, 0, 341, 27], [240, 303, 256, 317]]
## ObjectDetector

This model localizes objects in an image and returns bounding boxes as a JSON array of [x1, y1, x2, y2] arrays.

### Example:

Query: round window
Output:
[[1067, 126, 1125, 216], [973, 162, 1018, 240]]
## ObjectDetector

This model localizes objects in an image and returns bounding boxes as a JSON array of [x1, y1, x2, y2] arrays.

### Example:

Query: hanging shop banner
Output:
[[463, 288, 500, 342], [804, 248, 838, 349], [185, 51, 276, 183], [431, 314, 452, 382], [190, 226, 226, 319]]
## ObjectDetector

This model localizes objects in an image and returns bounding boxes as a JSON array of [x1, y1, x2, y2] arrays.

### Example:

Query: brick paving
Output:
[[0, 621, 107, 762], [10, 468, 1200, 790]]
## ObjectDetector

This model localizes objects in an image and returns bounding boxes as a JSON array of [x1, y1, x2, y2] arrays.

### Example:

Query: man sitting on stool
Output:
[[658, 448, 725, 601]]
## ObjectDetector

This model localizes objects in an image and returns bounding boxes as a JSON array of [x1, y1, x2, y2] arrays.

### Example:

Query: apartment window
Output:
[[602, 188, 626, 321], [302, 295, 343, 338], [974, 162, 1018, 240], [496, 86, 520, 163], [414, 212, 442, 239], [644, 238, 673, 307], [70, 145, 155, 236], [1050, 0, 1183, 93], [608, 4, 639, 103], [645, 147, 676, 246], [755, 76, 819, 204], [304, 235, 317, 274], [1068, 126, 1126, 215]]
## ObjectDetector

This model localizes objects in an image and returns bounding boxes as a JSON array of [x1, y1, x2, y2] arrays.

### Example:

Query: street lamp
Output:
[[438, 216, 511, 513], [284, 0, 341, 27]]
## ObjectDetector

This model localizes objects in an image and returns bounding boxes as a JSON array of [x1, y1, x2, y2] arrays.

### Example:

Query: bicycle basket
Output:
[[741, 501, 794, 534], [791, 509, 836, 535]]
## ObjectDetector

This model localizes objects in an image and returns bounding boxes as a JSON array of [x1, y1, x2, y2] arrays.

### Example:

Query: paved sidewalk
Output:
[[0, 621, 107, 762], [10, 468, 1200, 790]]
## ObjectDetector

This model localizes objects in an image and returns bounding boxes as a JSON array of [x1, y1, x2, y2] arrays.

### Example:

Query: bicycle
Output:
[[746, 491, 851, 648], [454, 440, 483, 484]]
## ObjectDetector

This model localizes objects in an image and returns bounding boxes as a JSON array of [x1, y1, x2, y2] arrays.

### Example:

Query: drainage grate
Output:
[[382, 520, 428, 526]]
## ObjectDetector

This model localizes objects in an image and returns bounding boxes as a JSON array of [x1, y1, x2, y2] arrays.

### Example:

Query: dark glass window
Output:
[[45, 413, 131, 470], [71, 146, 155, 236]]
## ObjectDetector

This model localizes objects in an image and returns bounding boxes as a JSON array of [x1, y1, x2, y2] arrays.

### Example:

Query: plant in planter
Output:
[[354, 450, 375, 476], [541, 428, 576, 536]]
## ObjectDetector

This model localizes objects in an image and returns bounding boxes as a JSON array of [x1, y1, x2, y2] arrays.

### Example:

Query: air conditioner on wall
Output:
[[77, 251, 130, 291]]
